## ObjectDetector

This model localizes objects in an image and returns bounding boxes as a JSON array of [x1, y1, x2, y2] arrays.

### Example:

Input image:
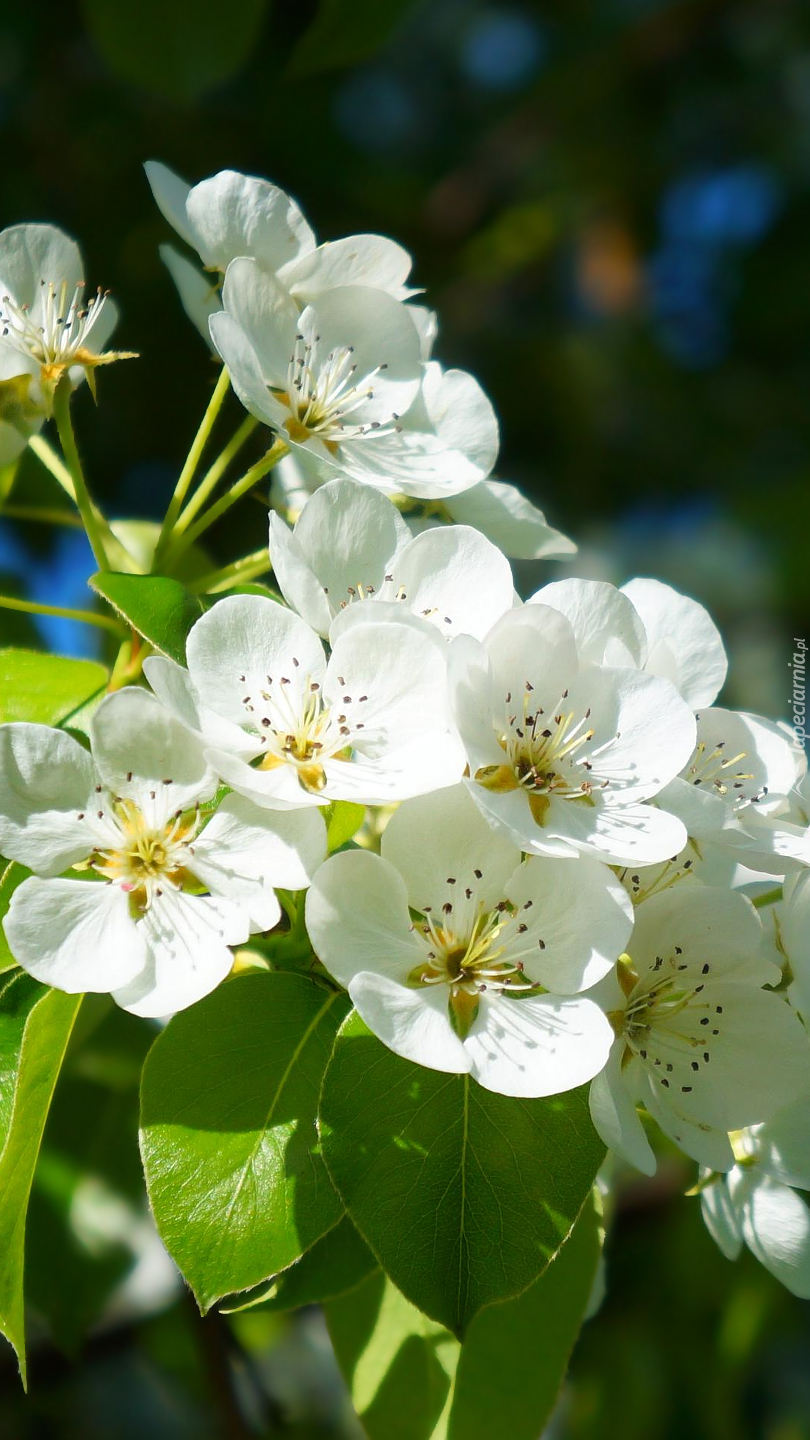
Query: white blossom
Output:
[[0, 689, 325, 1017], [529, 576, 727, 706], [209, 259, 497, 498], [700, 1096, 810, 1298], [145, 161, 419, 342], [270, 449, 574, 561], [268, 476, 515, 641], [0, 224, 131, 447], [144, 593, 463, 810], [305, 785, 626, 1095], [656, 707, 808, 873], [449, 602, 696, 865], [588, 887, 810, 1173]]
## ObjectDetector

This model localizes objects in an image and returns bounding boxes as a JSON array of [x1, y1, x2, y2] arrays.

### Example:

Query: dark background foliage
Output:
[[0, 1, 808, 1435]]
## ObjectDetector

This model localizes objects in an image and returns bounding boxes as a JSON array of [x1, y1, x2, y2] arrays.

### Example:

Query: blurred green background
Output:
[[0, 0, 808, 1435]]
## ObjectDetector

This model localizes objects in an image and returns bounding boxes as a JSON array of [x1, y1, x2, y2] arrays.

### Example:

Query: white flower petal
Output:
[[446, 480, 576, 561], [0, 723, 98, 876], [159, 244, 221, 342], [749, 1090, 810, 1190], [280, 234, 414, 301], [465, 991, 613, 1098], [305, 849, 423, 988], [528, 579, 645, 668], [420, 363, 499, 486], [622, 577, 727, 709], [641, 1080, 736, 1170], [269, 477, 406, 635], [144, 161, 196, 250], [186, 593, 325, 731], [385, 524, 514, 641], [143, 655, 256, 758], [700, 1176, 744, 1260], [209, 309, 290, 431], [90, 689, 214, 827], [191, 794, 325, 931], [184, 170, 315, 274], [113, 889, 246, 1018], [503, 855, 633, 992], [738, 1173, 810, 1298], [645, 984, 809, 1134], [575, 666, 696, 801], [783, 871, 810, 1020], [588, 1046, 657, 1175], [380, 785, 520, 915], [218, 258, 299, 388], [0, 224, 83, 312], [5, 877, 147, 992], [349, 971, 470, 1074], [268, 511, 334, 636], [298, 286, 422, 423], [629, 885, 778, 986], [325, 615, 456, 758]]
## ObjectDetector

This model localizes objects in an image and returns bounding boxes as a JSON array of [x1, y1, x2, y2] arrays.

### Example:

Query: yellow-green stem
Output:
[[174, 415, 258, 537], [51, 380, 110, 572], [189, 549, 271, 595], [28, 435, 121, 556], [152, 366, 231, 571], [166, 439, 288, 564], [0, 594, 124, 636], [0, 504, 83, 528]]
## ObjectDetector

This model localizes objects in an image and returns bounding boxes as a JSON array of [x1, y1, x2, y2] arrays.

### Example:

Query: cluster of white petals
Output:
[[0, 224, 128, 463], [1, 166, 809, 1297]]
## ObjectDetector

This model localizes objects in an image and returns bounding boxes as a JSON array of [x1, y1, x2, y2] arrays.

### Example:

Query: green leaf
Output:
[[0, 971, 47, 1148], [324, 1197, 602, 1440], [222, 1213, 378, 1314], [89, 572, 203, 666], [0, 862, 29, 976], [446, 1195, 603, 1440], [0, 983, 82, 1385], [0, 649, 108, 725], [325, 1270, 460, 1440], [326, 801, 366, 853], [140, 972, 350, 1312], [319, 1014, 605, 1336], [289, 0, 419, 78], [81, 0, 268, 102]]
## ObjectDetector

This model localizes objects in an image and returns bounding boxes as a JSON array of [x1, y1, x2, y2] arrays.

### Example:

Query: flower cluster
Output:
[[1, 164, 809, 1299]]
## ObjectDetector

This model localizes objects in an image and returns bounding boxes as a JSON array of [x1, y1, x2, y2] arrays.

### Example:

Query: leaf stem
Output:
[[173, 415, 258, 537], [188, 549, 271, 595], [0, 504, 84, 528], [28, 433, 75, 495], [0, 594, 125, 636], [152, 365, 231, 571], [27, 434, 119, 553], [166, 439, 288, 564], [51, 380, 110, 573]]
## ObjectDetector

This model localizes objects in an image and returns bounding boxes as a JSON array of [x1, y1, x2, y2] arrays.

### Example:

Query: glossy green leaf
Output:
[[325, 1270, 460, 1440], [0, 983, 82, 1385], [324, 1197, 602, 1440], [0, 648, 108, 725], [223, 1213, 378, 1314], [289, 0, 419, 78], [140, 972, 350, 1312], [0, 862, 29, 975], [89, 572, 203, 666], [446, 1194, 603, 1440], [81, 0, 268, 102], [326, 801, 366, 853], [319, 1013, 605, 1336]]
